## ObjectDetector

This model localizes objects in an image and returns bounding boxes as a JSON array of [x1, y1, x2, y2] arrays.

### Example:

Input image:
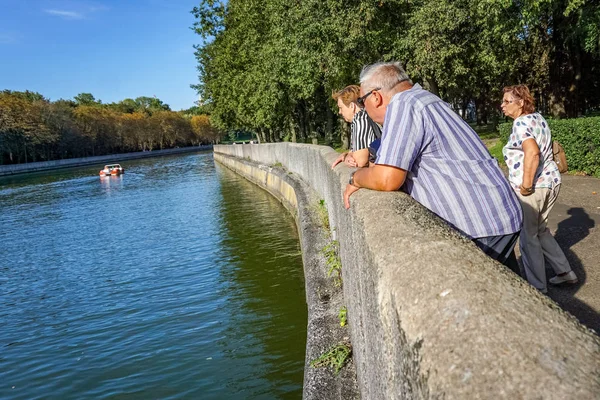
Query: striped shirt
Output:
[[351, 109, 377, 151], [375, 84, 522, 239]]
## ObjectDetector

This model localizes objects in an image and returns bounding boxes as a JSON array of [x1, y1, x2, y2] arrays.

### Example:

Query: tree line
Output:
[[0, 90, 221, 165], [192, 0, 600, 145]]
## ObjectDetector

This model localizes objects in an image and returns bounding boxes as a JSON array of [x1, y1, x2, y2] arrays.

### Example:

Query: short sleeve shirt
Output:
[[375, 84, 522, 239], [502, 113, 560, 190], [351, 109, 376, 151]]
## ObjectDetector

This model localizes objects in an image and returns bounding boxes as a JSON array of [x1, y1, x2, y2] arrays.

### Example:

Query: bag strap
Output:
[[552, 140, 561, 155]]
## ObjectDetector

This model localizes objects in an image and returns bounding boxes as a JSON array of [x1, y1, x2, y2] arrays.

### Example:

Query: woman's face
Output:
[[501, 92, 524, 119], [337, 98, 356, 123]]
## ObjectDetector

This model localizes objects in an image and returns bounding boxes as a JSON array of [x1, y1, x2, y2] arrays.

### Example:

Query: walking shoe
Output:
[[549, 271, 578, 285]]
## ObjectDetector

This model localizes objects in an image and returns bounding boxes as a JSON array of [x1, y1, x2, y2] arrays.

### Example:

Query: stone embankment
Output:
[[214, 143, 600, 400], [0, 146, 212, 177], [214, 151, 360, 400]]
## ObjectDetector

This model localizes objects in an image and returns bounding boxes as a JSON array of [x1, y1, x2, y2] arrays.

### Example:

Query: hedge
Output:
[[498, 115, 600, 176]]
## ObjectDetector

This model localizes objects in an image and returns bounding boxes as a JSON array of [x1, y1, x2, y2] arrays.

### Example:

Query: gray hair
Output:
[[359, 62, 412, 93]]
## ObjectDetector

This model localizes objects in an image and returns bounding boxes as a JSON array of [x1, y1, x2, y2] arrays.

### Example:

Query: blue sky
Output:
[[0, 0, 204, 110]]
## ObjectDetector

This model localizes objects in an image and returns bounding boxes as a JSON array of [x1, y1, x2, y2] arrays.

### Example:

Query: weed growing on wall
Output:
[[322, 240, 342, 286], [316, 199, 330, 231], [338, 306, 347, 327], [310, 342, 352, 375]]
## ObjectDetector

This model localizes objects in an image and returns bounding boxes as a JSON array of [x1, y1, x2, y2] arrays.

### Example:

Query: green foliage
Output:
[[498, 122, 512, 143], [192, 0, 600, 137], [310, 342, 352, 375], [74, 93, 100, 106], [316, 199, 330, 232], [338, 307, 347, 327], [487, 140, 505, 166], [0, 91, 224, 164], [322, 240, 342, 286], [499, 116, 600, 176]]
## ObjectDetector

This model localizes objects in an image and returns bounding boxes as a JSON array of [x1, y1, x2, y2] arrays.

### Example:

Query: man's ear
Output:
[[374, 91, 384, 107]]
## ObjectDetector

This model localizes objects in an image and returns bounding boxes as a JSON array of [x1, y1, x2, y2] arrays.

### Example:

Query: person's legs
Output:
[[537, 185, 572, 276], [473, 232, 520, 276], [518, 189, 547, 292]]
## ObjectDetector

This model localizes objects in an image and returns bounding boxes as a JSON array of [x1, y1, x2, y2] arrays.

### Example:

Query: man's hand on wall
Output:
[[344, 184, 361, 209]]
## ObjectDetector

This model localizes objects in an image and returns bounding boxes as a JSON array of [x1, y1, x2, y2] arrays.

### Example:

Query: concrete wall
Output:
[[0, 145, 212, 177], [214, 143, 600, 400], [214, 153, 360, 399]]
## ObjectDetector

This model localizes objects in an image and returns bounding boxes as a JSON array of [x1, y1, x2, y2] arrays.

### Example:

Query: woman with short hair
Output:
[[331, 85, 380, 169], [501, 84, 576, 294]]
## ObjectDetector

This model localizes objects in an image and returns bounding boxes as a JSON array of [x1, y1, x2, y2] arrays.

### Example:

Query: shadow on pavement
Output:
[[548, 207, 599, 333]]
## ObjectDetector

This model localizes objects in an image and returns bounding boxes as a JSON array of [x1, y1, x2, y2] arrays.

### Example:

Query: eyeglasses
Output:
[[356, 88, 381, 108]]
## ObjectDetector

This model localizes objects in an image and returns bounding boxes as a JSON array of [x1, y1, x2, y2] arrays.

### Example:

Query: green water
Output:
[[0, 152, 307, 399]]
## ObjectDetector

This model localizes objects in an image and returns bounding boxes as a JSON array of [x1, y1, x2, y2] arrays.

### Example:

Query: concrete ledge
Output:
[[215, 143, 600, 400], [0, 146, 213, 177], [214, 152, 360, 400]]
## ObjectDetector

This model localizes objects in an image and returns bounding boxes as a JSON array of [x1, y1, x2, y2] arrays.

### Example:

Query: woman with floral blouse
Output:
[[501, 84, 577, 294]]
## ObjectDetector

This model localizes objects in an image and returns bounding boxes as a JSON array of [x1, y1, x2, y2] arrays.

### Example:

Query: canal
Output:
[[0, 152, 308, 399]]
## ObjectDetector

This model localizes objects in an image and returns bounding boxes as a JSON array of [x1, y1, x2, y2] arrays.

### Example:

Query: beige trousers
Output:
[[517, 185, 571, 291]]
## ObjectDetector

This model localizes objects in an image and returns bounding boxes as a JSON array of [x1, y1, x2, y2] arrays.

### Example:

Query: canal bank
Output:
[[213, 152, 360, 400], [0, 145, 212, 177], [214, 143, 600, 400]]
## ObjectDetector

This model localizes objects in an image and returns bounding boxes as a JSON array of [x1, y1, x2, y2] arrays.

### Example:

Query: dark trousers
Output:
[[473, 232, 520, 276]]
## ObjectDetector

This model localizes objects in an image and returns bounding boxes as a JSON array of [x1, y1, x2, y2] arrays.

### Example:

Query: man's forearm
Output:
[[352, 164, 406, 191]]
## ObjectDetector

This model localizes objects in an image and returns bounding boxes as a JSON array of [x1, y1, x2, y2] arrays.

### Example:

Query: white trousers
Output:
[[517, 185, 571, 291]]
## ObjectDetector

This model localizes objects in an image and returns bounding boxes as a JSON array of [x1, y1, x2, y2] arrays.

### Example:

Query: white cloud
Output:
[[44, 9, 84, 19]]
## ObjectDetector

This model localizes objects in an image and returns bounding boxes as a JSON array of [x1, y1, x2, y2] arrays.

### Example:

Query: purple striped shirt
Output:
[[375, 84, 522, 239]]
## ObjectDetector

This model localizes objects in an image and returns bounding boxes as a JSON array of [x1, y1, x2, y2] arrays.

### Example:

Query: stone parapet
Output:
[[214, 143, 600, 400]]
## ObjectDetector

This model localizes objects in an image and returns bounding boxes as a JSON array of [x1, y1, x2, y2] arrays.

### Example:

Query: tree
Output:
[[192, 0, 600, 134], [74, 92, 100, 106], [134, 96, 171, 115], [190, 114, 221, 144], [0, 90, 200, 163], [0, 92, 55, 163]]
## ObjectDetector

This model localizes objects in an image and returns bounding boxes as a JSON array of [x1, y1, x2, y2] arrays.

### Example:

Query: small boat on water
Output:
[[99, 164, 125, 177]]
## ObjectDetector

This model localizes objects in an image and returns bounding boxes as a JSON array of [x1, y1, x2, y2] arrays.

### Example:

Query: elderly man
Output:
[[344, 62, 522, 271]]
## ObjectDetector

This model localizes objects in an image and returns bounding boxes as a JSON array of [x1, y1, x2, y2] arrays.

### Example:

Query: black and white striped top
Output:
[[351, 109, 379, 151]]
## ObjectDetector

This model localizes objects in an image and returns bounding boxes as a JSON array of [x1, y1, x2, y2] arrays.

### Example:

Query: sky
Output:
[[0, 0, 204, 110]]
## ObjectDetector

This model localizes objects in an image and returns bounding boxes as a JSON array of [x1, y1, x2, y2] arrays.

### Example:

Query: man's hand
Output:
[[343, 184, 361, 209], [331, 152, 348, 169], [342, 164, 407, 209], [344, 153, 358, 168]]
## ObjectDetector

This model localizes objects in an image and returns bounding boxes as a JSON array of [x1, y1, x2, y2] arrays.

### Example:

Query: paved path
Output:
[[482, 138, 600, 332], [519, 175, 600, 333]]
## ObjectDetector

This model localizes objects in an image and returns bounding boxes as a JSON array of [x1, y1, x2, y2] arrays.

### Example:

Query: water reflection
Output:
[[215, 165, 307, 399], [99, 175, 124, 193], [0, 152, 306, 400]]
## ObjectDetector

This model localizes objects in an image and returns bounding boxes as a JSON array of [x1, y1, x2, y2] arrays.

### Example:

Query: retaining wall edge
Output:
[[214, 143, 600, 400]]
